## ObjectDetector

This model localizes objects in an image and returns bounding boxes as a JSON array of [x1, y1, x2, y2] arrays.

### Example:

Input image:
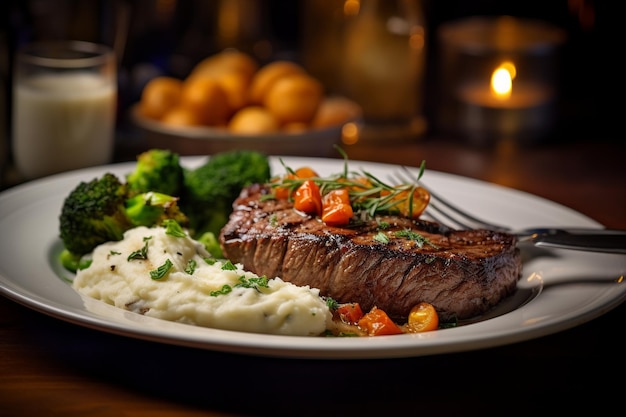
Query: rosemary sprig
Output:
[[270, 149, 427, 220]]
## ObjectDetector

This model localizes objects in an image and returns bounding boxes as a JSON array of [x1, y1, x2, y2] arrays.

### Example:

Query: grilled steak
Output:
[[219, 183, 523, 321]]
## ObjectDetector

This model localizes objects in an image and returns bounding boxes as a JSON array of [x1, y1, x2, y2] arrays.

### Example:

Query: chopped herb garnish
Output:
[[210, 284, 233, 296], [106, 250, 121, 261], [374, 231, 390, 243], [150, 259, 173, 280], [185, 259, 197, 275], [163, 219, 187, 238], [210, 275, 270, 296], [128, 237, 151, 260], [325, 297, 339, 310], [204, 258, 217, 265], [236, 275, 269, 292], [394, 229, 437, 248], [221, 260, 237, 271], [259, 193, 277, 202], [439, 316, 458, 328]]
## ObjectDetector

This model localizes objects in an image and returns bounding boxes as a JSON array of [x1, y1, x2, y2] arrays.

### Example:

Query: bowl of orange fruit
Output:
[[131, 50, 361, 157]]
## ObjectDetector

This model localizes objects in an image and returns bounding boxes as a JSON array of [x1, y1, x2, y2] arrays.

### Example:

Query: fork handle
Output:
[[530, 231, 626, 254]]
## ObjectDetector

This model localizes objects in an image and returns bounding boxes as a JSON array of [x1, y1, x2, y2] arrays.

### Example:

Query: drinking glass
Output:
[[12, 40, 117, 180]]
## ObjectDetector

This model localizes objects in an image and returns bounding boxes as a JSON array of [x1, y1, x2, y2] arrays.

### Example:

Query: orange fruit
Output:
[[189, 50, 258, 83], [214, 71, 251, 112], [180, 77, 231, 126], [264, 73, 323, 124], [161, 106, 202, 127], [248, 60, 306, 104], [139, 76, 183, 120], [228, 106, 279, 134]]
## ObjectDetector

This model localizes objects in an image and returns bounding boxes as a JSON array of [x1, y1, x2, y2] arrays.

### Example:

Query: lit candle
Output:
[[458, 62, 552, 110], [491, 63, 513, 99], [437, 16, 566, 144], [457, 61, 554, 139]]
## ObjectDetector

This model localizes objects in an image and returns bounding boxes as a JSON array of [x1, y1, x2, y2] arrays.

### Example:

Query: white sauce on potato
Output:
[[72, 226, 331, 336]]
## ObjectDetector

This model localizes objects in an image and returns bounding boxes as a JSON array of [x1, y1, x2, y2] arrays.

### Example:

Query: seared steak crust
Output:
[[220, 184, 523, 321]]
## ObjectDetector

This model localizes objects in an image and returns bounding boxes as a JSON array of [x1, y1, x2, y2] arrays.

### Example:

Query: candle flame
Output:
[[491, 62, 516, 99]]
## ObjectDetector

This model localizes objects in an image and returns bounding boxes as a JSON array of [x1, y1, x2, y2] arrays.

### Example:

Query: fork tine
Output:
[[426, 188, 510, 231], [424, 200, 477, 230], [390, 167, 510, 232]]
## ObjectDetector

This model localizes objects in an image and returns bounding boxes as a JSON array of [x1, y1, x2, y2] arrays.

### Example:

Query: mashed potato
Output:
[[72, 226, 331, 336]]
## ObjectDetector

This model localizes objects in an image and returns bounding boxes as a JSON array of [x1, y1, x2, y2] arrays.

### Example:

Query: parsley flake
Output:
[[163, 219, 187, 238], [374, 231, 390, 243], [221, 260, 237, 271], [210, 284, 233, 296], [394, 229, 438, 248], [236, 275, 269, 292], [185, 259, 197, 275], [210, 275, 270, 297], [377, 221, 390, 229], [150, 259, 173, 280], [128, 237, 152, 261]]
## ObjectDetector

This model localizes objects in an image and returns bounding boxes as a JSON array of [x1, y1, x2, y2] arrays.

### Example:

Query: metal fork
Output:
[[391, 166, 626, 254]]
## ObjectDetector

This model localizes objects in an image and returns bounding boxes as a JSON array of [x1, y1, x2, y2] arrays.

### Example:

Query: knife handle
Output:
[[532, 232, 626, 254]]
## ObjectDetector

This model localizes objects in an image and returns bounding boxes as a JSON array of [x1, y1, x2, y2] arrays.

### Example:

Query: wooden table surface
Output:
[[1, 135, 624, 417]]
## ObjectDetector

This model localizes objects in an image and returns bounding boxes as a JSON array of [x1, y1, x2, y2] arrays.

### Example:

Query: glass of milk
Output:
[[12, 40, 117, 180]]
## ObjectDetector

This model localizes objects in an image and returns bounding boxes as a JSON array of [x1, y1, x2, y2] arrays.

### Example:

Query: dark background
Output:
[[0, 0, 618, 148]]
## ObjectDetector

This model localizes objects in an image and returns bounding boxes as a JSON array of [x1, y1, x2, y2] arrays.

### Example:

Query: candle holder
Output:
[[436, 16, 566, 146]]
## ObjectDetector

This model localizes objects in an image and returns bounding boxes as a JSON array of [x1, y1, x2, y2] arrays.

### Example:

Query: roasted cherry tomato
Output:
[[335, 303, 364, 325], [294, 166, 318, 178], [321, 188, 353, 226], [405, 302, 439, 333], [293, 179, 322, 215], [358, 307, 403, 336], [273, 166, 319, 199]]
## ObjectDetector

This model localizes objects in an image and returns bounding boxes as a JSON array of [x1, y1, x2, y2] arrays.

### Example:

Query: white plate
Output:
[[1, 156, 625, 359]]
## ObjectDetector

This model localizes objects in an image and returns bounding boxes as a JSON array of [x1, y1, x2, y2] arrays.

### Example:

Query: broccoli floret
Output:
[[59, 248, 92, 273], [182, 150, 271, 236], [58, 149, 269, 270], [125, 191, 188, 227], [59, 173, 132, 256], [59, 173, 188, 257], [126, 148, 184, 196], [184, 150, 271, 202], [196, 231, 224, 259]]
